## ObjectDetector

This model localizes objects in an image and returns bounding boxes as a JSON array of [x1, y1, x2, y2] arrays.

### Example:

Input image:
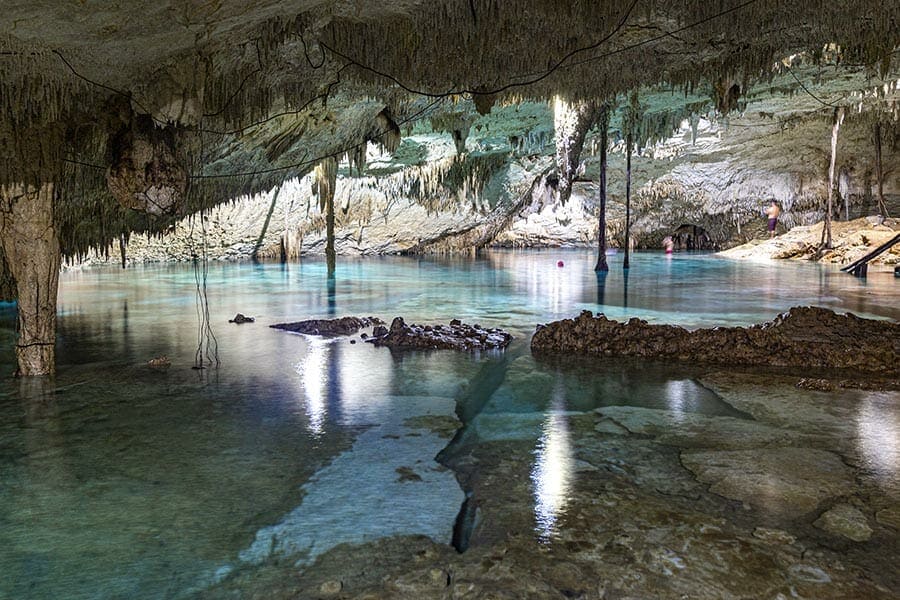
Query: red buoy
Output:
[[557, 260, 565, 267]]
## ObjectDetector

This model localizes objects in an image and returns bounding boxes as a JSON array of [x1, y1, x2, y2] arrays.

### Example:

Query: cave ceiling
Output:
[[0, 0, 897, 254]]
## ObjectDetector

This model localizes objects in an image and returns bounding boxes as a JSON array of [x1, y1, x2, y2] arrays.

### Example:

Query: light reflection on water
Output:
[[298, 337, 331, 436], [856, 395, 900, 487], [531, 377, 574, 541], [666, 379, 699, 424]]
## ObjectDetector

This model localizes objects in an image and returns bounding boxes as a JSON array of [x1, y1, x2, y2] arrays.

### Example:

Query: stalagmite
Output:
[[0, 183, 61, 376], [554, 96, 600, 205], [594, 106, 610, 273], [822, 106, 844, 249]]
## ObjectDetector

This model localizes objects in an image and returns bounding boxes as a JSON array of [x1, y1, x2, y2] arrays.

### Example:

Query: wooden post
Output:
[[594, 107, 610, 272]]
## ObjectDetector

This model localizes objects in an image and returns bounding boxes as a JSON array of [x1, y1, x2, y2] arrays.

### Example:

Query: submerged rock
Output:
[[815, 504, 873, 542], [147, 355, 171, 369], [367, 317, 512, 351], [680, 447, 855, 518], [531, 306, 900, 375], [271, 316, 384, 336]]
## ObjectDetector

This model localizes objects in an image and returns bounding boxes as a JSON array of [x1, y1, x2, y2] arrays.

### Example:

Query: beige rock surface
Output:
[[721, 217, 900, 268], [815, 503, 874, 542]]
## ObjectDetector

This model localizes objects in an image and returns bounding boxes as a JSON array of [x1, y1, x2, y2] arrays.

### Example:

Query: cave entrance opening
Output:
[[670, 224, 714, 251]]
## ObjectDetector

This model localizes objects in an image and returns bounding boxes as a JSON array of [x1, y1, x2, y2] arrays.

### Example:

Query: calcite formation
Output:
[[105, 116, 189, 216], [368, 317, 512, 351], [531, 306, 900, 375], [271, 316, 383, 336]]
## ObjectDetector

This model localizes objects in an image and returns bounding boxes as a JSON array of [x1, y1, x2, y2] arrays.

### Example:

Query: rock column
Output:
[[315, 157, 338, 274], [553, 97, 600, 205], [0, 183, 61, 376], [594, 106, 610, 272]]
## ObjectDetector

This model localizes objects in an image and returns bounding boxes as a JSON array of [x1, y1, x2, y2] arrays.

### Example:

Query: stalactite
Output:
[[594, 106, 610, 273], [822, 106, 845, 250], [623, 91, 641, 269]]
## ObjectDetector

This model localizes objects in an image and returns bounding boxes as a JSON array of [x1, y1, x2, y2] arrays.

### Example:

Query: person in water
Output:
[[765, 200, 781, 238], [663, 235, 675, 254]]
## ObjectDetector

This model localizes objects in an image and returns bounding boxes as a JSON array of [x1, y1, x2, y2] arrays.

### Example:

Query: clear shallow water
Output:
[[0, 249, 897, 599]]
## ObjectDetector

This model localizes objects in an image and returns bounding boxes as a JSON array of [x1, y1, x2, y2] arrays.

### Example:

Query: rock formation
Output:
[[271, 316, 383, 336], [531, 306, 900, 375], [721, 217, 900, 267], [368, 317, 512, 351], [228, 313, 255, 324]]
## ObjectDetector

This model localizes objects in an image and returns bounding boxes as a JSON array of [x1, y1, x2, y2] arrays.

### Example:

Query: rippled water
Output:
[[0, 250, 897, 599]]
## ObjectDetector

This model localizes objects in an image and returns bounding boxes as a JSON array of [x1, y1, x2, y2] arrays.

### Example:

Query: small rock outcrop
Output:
[[368, 317, 512, 351], [814, 503, 873, 542], [147, 355, 171, 369], [228, 313, 255, 324], [531, 306, 900, 375], [271, 316, 384, 336]]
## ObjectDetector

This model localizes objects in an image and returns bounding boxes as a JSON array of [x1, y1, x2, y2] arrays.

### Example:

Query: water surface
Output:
[[0, 250, 897, 598]]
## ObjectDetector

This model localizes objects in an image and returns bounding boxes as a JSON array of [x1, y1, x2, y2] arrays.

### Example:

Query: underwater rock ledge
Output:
[[531, 306, 900, 376], [271, 316, 384, 336]]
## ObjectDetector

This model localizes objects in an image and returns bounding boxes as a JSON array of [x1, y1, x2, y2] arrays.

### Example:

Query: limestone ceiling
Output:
[[3, 1, 897, 123], [0, 1, 897, 255]]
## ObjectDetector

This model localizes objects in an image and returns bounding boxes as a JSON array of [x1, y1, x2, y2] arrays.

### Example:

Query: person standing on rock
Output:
[[765, 200, 781, 238]]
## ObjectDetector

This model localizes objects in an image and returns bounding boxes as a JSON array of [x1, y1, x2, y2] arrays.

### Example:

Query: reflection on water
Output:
[[856, 395, 900, 486], [665, 379, 699, 424], [531, 377, 574, 542], [298, 338, 332, 436]]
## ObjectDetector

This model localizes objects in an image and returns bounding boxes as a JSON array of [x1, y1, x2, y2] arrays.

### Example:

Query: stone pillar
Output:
[[0, 183, 60, 376], [554, 97, 601, 205], [594, 107, 610, 273], [315, 157, 338, 275]]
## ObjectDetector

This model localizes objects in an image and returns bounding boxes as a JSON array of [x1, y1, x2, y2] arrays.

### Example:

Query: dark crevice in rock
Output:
[[437, 353, 514, 553], [450, 492, 478, 553]]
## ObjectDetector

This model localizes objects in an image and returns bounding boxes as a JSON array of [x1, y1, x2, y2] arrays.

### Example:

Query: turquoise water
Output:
[[0, 250, 897, 599]]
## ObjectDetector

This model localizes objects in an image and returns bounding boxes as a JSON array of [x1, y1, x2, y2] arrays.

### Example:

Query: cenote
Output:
[[1, 250, 898, 599]]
